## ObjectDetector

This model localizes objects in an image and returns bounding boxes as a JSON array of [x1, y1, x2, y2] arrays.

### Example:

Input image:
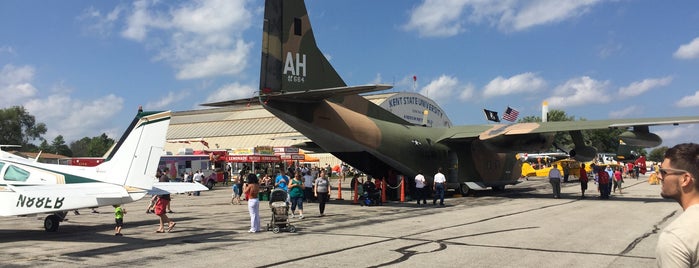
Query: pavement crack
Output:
[[619, 210, 677, 255]]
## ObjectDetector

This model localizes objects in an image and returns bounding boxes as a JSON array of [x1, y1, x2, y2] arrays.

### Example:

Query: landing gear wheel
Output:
[[288, 225, 296, 233], [206, 180, 215, 190], [492, 185, 505, 191], [272, 226, 280, 233], [459, 184, 471, 196], [44, 215, 60, 232]]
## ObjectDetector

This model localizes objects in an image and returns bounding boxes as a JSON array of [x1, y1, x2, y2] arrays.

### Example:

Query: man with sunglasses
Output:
[[656, 143, 699, 267]]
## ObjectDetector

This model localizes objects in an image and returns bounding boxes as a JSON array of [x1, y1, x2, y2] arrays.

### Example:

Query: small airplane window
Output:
[[294, 18, 302, 35], [4, 165, 30, 182], [0, 162, 4, 171]]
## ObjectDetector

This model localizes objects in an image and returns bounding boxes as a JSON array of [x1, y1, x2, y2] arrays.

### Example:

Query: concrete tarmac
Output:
[[0, 174, 678, 267]]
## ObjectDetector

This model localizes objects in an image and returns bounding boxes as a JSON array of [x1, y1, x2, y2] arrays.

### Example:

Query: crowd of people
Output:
[[546, 160, 658, 200], [233, 164, 339, 233], [99, 143, 699, 266]]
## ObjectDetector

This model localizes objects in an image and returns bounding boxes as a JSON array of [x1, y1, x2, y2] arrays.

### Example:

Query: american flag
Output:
[[502, 107, 519, 122]]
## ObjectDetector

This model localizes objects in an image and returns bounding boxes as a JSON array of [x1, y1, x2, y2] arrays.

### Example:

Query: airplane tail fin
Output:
[[259, 0, 346, 96], [203, 0, 407, 124], [97, 110, 171, 189]]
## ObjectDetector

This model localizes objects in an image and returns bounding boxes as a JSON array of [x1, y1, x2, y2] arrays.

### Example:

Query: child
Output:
[[231, 183, 241, 205], [114, 204, 126, 236]]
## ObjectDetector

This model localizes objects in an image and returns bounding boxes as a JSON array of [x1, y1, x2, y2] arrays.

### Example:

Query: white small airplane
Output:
[[0, 109, 208, 232]]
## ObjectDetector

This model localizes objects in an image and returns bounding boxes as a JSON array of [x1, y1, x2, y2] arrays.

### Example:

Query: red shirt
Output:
[[579, 169, 588, 182], [614, 170, 623, 181], [598, 171, 610, 184]]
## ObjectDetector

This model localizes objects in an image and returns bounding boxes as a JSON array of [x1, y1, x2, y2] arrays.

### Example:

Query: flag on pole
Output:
[[483, 109, 500, 122], [502, 106, 519, 122]]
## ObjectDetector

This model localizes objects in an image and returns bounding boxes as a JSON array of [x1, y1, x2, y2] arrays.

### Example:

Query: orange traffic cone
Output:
[[400, 175, 405, 202], [352, 181, 358, 204], [337, 180, 344, 200]]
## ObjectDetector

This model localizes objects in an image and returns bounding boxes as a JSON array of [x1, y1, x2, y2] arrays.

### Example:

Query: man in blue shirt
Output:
[[275, 170, 290, 192]]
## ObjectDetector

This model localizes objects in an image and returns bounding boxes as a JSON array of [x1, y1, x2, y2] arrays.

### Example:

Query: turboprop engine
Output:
[[619, 130, 662, 148]]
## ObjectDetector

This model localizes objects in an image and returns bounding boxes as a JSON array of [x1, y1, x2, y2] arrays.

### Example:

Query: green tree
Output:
[[648, 146, 668, 162], [51, 135, 72, 156], [70, 137, 91, 157], [38, 140, 52, 152], [88, 133, 114, 157], [584, 128, 625, 154], [519, 109, 630, 154], [70, 133, 115, 157], [0, 106, 47, 149], [518, 109, 575, 151]]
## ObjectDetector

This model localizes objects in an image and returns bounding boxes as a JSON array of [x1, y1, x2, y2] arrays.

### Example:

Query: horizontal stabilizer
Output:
[[203, 84, 392, 107], [148, 182, 209, 195]]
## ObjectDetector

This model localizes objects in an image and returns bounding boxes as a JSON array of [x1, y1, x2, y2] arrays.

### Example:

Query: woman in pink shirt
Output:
[[613, 168, 623, 194]]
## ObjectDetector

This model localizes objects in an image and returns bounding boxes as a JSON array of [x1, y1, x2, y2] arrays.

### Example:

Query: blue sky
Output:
[[1, 0, 699, 148]]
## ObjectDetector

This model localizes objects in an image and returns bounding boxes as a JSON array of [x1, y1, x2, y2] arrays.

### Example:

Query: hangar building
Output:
[[163, 92, 451, 167]]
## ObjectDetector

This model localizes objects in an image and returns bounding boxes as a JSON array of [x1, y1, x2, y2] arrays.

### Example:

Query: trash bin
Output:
[[258, 191, 269, 201]]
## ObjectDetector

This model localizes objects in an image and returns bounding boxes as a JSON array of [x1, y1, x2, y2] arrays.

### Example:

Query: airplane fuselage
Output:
[[265, 99, 524, 193]]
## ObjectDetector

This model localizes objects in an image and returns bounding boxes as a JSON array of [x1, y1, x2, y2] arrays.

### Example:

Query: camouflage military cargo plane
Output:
[[206, 0, 699, 195]]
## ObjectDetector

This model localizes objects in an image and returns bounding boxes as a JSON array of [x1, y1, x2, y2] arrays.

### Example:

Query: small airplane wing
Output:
[[148, 182, 209, 196], [0, 183, 131, 216]]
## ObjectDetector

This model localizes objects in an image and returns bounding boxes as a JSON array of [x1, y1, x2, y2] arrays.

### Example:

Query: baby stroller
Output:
[[358, 182, 382, 206], [266, 189, 296, 233]]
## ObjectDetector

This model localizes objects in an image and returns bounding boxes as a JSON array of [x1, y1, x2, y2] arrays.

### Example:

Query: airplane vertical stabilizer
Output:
[[98, 111, 171, 189], [255, 0, 411, 125], [260, 0, 346, 95]]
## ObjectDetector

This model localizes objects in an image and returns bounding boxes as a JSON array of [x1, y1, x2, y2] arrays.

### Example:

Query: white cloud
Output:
[[482, 72, 546, 98], [404, 0, 604, 36], [458, 83, 476, 101], [676, 90, 699, 107], [419, 75, 458, 104], [0, 64, 38, 107], [146, 90, 192, 110], [175, 40, 252, 80], [394, 75, 419, 92], [0, 46, 16, 55], [503, 0, 602, 32], [673, 37, 699, 59], [24, 94, 124, 142], [204, 82, 256, 104], [654, 125, 699, 147], [546, 76, 609, 108], [78, 5, 124, 38], [117, 0, 255, 79], [403, 0, 470, 37], [618, 76, 673, 97], [121, 0, 170, 41], [608, 105, 641, 119], [370, 73, 383, 85]]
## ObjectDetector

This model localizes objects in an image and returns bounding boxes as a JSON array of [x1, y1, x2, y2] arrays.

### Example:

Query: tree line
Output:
[[517, 109, 666, 162], [0, 106, 114, 157]]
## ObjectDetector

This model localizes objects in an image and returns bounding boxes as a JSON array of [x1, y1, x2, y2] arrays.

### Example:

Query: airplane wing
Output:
[[441, 116, 699, 142], [0, 183, 132, 216], [148, 182, 209, 196]]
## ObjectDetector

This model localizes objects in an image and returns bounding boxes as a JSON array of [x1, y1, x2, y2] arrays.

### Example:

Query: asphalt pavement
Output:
[[0, 174, 678, 267]]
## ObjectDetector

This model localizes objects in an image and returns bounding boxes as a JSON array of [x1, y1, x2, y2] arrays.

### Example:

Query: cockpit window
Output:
[[4, 165, 30, 181]]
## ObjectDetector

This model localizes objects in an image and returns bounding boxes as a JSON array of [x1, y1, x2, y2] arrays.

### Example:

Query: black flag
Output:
[[484, 109, 500, 122]]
